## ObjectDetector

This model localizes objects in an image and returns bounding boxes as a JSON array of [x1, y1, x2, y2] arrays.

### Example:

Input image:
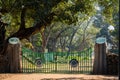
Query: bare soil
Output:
[[0, 74, 118, 80]]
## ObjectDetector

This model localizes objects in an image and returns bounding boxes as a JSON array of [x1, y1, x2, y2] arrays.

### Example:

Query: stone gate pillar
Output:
[[93, 37, 107, 74], [6, 37, 21, 73]]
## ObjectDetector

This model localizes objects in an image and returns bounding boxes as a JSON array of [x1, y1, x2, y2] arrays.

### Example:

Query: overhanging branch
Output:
[[9, 12, 55, 40]]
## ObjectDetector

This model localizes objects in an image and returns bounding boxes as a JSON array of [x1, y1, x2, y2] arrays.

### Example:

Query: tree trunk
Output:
[[93, 43, 107, 74], [0, 20, 8, 72], [48, 37, 57, 52], [0, 21, 6, 55], [41, 31, 46, 53]]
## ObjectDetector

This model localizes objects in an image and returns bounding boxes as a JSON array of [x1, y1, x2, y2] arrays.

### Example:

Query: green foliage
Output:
[[110, 12, 119, 47], [0, 0, 118, 52], [97, 0, 119, 24], [1, 0, 118, 26], [34, 33, 42, 47], [52, 0, 96, 24], [21, 39, 34, 49]]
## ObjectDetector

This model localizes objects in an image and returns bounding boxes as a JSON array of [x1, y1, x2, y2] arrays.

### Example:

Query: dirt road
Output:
[[0, 74, 118, 80]]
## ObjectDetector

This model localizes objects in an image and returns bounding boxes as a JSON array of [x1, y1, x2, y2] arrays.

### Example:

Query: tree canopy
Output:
[[0, 0, 119, 53], [0, 0, 118, 40]]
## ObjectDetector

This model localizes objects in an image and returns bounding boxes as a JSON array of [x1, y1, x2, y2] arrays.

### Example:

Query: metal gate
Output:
[[21, 47, 93, 74]]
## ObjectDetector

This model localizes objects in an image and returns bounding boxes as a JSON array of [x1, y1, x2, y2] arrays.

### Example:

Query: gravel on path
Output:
[[0, 74, 118, 80]]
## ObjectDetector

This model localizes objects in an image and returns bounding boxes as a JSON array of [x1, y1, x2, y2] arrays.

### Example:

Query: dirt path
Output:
[[0, 74, 118, 80]]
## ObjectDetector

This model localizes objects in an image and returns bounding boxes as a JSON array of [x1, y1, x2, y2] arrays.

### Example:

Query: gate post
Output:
[[5, 37, 21, 73], [93, 37, 107, 74]]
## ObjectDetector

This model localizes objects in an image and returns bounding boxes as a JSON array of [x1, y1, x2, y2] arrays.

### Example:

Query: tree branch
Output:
[[19, 6, 26, 31], [9, 12, 55, 40]]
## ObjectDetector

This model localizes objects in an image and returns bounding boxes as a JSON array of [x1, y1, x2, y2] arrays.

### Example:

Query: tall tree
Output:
[[0, 0, 63, 72]]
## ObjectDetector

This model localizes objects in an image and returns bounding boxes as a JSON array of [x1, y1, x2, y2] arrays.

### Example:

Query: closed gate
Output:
[[21, 47, 93, 74]]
